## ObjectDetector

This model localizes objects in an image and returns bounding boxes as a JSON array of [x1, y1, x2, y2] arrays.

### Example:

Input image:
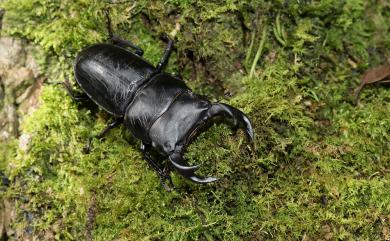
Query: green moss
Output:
[[1, 0, 390, 240]]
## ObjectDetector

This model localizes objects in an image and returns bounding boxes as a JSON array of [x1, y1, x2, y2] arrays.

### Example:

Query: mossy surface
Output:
[[0, 0, 389, 240]]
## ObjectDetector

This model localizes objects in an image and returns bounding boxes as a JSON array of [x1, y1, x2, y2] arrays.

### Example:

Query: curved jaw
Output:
[[208, 103, 254, 143], [169, 152, 219, 183], [169, 103, 254, 184]]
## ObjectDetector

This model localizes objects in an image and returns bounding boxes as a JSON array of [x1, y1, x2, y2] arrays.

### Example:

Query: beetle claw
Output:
[[169, 153, 218, 184]]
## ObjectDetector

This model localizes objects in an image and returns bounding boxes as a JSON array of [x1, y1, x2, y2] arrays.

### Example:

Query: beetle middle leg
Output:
[[104, 8, 144, 56], [61, 79, 124, 153], [140, 142, 174, 191], [95, 117, 123, 139], [83, 117, 124, 153]]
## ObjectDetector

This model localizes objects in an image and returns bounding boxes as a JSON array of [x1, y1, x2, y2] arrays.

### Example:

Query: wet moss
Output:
[[1, 0, 389, 240]]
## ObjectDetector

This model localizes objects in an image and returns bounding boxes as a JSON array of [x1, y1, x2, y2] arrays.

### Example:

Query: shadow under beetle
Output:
[[69, 10, 254, 188]]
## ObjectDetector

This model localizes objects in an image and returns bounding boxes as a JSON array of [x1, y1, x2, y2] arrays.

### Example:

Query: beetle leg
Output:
[[83, 118, 123, 154], [140, 142, 174, 191], [61, 81, 90, 101], [111, 35, 144, 56], [96, 117, 123, 139], [156, 36, 174, 73], [162, 162, 174, 188], [104, 8, 144, 56], [169, 151, 218, 184]]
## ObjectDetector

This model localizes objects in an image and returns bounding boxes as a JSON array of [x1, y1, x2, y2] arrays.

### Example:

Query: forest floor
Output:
[[0, 0, 389, 240]]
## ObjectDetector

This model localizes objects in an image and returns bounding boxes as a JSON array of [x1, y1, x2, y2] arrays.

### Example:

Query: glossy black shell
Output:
[[124, 73, 189, 143], [74, 43, 156, 116], [123, 73, 211, 155], [74, 41, 254, 183]]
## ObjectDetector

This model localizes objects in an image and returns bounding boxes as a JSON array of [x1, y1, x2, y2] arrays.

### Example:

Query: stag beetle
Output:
[[68, 10, 254, 187]]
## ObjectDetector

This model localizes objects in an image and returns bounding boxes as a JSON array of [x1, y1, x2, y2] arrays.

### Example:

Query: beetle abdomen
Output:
[[74, 44, 155, 116], [124, 73, 189, 143]]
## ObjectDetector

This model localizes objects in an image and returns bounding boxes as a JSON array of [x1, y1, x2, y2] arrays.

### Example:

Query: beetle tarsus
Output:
[[158, 163, 175, 191], [163, 164, 174, 186], [104, 8, 114, 40]]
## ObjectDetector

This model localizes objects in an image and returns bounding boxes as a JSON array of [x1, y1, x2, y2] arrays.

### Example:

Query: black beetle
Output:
[[69, 10, 254, 187]]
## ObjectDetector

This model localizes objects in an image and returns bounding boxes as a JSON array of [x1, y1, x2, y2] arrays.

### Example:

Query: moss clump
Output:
[[1, 0, 390, 240]]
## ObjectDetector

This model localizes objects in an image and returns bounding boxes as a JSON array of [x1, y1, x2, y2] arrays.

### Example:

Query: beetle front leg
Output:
[[140, 142, 174, 191]]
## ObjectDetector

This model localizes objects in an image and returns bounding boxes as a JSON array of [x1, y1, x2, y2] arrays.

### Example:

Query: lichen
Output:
[[0, 0, 389, 240]]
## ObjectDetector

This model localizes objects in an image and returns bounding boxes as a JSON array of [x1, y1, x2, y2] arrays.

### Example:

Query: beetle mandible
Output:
[[69, 10, 254, 188]]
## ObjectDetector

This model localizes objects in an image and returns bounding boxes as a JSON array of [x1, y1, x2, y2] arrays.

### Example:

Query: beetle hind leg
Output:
[[104, 8, 144, 56], [111, 35, 144, 56], [61, 81, 90, 101]]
